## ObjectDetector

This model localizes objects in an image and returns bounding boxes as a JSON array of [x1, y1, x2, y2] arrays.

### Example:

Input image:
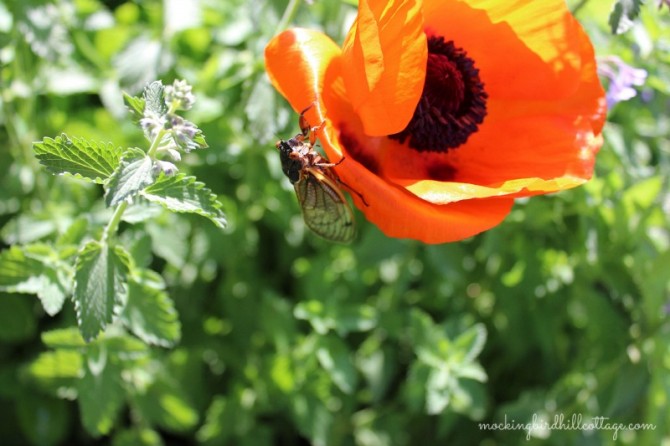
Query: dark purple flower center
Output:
[[389, 34, 488, 152]]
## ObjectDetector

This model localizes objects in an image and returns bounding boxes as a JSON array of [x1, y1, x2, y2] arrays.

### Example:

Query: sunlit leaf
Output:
[[26, 350, 83, 393], [73, 241, 131, 341], [0, 244, 70, 315], [133, 378, 199, 432], [33, 134, 123, 184], [143, 80, 168, 116], [123, 92, 146, 123], [141, 173, 227, 228], [113, 428, 165, 446], [41, 328, 87, 349], [104, 147, 154, 207]]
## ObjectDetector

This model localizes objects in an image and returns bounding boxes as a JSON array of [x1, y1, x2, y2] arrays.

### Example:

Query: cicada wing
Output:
[[294, 169, 356, 243]]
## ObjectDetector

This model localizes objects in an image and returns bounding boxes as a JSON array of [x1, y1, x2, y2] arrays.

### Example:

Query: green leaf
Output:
[[1, 212, 58, 244], [0, 245, 70, 315], [123, 91, 146, 122], [73, 241, 131, 341], [56, 217, 90, 248], [141, 173, 227, 228], [425, 366, 452, 415], [97, 333, 150, 363], [78, 344, 125, 436], [33, 134, 123, 184], [105, 147, 155, 207], [609, 0, 644, 34], [113, 428, 165, 446], [192, 131, 208, 149], [316, 334, 358, 394], [26, 350, 83, 393], [121, 270, 181, 347], [144, 80, 168, 116], [133, 378, 199, 432], [453, 323, 487, 364], [42, 327, 87, 349]]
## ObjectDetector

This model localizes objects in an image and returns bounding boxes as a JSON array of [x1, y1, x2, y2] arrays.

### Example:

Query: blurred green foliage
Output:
[[0, 0, 669, 445]]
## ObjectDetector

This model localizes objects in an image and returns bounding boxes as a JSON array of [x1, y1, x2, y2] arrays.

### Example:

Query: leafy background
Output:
[[0, 0, 668, 444]]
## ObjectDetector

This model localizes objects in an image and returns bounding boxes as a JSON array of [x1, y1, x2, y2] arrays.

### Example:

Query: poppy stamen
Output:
[[389, 35, 488, 152]]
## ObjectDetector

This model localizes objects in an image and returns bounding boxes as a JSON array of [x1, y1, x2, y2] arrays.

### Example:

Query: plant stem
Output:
[[571, 0, 590, 15], [275, 0, 302, 36], [146, 128, 167, 159], [102, 201, 128, 243]]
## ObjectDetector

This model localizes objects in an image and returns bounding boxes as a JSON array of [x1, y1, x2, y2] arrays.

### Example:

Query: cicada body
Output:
[[275, 109, 356, 243]]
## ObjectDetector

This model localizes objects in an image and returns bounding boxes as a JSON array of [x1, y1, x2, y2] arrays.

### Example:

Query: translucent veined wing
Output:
[[294, 167, 356, 243]]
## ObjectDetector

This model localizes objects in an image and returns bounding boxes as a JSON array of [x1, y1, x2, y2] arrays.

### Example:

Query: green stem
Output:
[[102, 201, 128, 243], [274, 0, 302, 35], [571, 0, 590, 15], [146, 128, 167, 159]]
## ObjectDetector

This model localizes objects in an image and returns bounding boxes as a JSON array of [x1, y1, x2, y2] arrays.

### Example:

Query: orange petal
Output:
[[264, 28, 342, 122], [421, 0, 587, 101], [318, 121, 514, 243], [341, 0, 427, 136], [372, 0, 606, 196]]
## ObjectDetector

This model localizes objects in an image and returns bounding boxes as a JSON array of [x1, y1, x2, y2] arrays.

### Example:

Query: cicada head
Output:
[[276, 138, 304, 184]]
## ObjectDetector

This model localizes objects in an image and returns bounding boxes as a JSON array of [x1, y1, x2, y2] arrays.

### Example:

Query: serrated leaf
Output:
[[609, 0, 644, 34], [123, 92, 146, 122], [453, 323, 487, 363], [0, 245, 69, 315], [78, 345, 125, 436], [33, 134, 123, 183], [105, 147, 154, 207], [121, 270, 181, 347], [141, 173, 227, 228], [73, 241, 131, 341], [144, 80, 167, 116]]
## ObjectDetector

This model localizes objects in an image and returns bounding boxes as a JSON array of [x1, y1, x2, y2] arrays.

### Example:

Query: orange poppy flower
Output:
[[265, 0, 606, 244]]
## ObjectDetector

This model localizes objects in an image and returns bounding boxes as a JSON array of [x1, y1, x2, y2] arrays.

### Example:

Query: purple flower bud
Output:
[[168, 116, 199, 152], [140, 112, 167, 140], [597, 56, 647, 109], [152, 160, 179, 176], [156, 146, 182, 162]]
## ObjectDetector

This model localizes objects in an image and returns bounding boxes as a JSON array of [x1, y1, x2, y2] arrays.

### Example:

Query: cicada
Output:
[[276, 107, 356, 243]]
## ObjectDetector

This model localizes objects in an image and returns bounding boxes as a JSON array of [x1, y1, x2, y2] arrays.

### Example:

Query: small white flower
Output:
[[164, 79, 195, 111]]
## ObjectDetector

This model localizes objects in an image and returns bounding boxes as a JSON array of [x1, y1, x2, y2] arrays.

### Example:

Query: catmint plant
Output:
[[0, 80, 226, 343]]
